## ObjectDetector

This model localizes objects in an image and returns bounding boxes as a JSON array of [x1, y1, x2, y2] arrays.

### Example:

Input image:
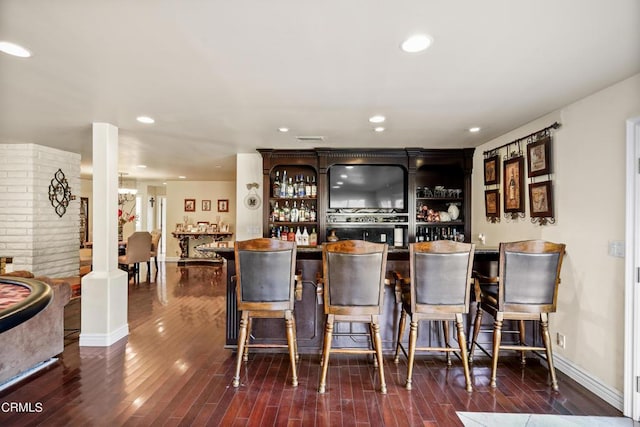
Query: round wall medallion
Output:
[[244, 193, 261, 210]]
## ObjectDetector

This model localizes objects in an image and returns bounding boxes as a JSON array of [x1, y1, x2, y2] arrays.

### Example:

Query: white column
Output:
[[79, 123, 129, 347]]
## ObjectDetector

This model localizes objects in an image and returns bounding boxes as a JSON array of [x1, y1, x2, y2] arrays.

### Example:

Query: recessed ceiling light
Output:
[[278, 127, 289, 133], [340, 174, 348, 179], [215, 165, 222, 168], [401, 34, 433, 53], [345, 166, 354, 169], [163, 182, 167, 185], [136, 116, 155, 124], [336, 181, 344, 185], [369, 115, 385, 124], [178, 176, 186, 179], [469, 127, 481, 133], [332, 186, 341, 189], [374, 127, 385, 132], [0, 41, 31, 58], [137, 164, 147, 168]]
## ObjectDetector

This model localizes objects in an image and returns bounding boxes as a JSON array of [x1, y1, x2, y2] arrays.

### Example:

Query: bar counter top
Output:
[[197, 243, 498, 260]]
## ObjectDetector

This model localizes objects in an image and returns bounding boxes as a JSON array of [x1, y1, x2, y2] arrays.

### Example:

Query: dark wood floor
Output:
[[0, 263, 625, 426]]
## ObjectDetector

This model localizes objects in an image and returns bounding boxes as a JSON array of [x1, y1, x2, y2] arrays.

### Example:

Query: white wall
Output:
[[165, 180, 236, 260], [0, 144, 81, 277], [235, 153, 263, 241], [471, 73, 640, 396]]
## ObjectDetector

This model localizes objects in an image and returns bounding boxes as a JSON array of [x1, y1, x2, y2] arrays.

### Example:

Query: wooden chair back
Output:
[[498, 240, 566, 313], [322, 240, 388, 316], [234, 238, 297, 312], [409, 240, 475, 315]]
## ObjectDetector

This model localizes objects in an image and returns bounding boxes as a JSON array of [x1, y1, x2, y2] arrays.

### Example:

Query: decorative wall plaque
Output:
[[48, 168, 73, 217]]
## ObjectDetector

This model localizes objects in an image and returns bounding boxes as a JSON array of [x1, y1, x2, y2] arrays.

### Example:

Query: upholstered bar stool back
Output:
[[318, 240, 388, 394], [232, 238, 299, 388], [470, 240, 565, 390], [393, 240, 475, 391]]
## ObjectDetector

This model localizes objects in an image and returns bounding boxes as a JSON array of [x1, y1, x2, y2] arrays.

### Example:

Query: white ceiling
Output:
[[1, 0, 639, 183]]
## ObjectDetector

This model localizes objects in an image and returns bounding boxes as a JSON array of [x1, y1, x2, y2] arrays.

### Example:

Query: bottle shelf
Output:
[[415, 221, 464, 226], [269, 222, 318, 226]]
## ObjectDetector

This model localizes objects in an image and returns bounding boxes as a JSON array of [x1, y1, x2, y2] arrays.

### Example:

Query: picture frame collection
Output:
[[183, 198, 229, 213], [483, 126, 556, 225]]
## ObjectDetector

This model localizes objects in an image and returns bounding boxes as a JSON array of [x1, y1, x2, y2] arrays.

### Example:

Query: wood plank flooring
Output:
[[0, 263, 625, 426]]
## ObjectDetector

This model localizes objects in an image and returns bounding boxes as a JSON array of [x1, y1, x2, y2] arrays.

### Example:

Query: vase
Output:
[[327, 229, 339, 242]]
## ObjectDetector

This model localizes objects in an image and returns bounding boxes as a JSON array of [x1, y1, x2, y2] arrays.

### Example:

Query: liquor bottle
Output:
[[281, 226, 288, 241], [287, 177, 294, 198], [290, 201, 299, 222], [283, 201, 290, 222], [298, 201, 306, 222], [309, 204, 317, 222], [305, 176, 311, 198], [270, 227, 276, 239], [297, 175, 305, 197], [295, 227, 302, 245], [272, 171, 280, 198], [310, 176, 317, 197], [287, 227, 296, 242], [301, 227, 309, 245], [280, 170, 288, 197], [309, 228, 318, 246], [272, 201, 280, 222], [417, 227, 424, 242]]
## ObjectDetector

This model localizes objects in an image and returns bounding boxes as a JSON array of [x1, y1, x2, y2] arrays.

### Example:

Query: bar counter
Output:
[[199, 244, 498, 354]]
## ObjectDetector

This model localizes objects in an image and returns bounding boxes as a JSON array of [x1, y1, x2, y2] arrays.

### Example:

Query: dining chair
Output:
[[148, 230, 162, 274], [118, 231, 152, 284]]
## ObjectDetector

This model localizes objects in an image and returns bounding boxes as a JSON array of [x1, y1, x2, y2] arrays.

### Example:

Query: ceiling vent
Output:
[[296, 136, 325, 142]]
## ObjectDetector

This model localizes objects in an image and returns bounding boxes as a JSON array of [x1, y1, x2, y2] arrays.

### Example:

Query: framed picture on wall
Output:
[[184, 198, 196, 212], [527, 136, 552, 177], [202, 199, 211, 211], [217, 199, 229, 212], [503, 156, 525, 213], [484, 189, 500, 218], [483, 155, 500, 185], [529, 180, 554, 217]]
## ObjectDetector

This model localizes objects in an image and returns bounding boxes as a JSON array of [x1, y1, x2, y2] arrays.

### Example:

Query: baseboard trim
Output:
[[79, 324, 129, 347], [0, 358, 58, 392], [554, 353, 623, 411]]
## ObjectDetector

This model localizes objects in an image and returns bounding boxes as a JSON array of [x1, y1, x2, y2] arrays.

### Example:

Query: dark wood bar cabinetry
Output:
[[259, 148, 474, 245]]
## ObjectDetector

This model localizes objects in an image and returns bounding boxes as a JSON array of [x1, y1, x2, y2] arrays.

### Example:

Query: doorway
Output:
[[625, 116, 640, 420]]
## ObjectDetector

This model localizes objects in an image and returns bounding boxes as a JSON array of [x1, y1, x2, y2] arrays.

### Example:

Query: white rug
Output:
[[457, 412, 639, 426]]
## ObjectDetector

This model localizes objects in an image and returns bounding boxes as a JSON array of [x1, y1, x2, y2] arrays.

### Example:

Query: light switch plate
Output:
[[608, 241, 625, 258]]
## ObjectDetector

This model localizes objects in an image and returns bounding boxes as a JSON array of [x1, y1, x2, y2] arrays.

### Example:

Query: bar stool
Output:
[[469, 240, 566, 390], [393, 240, 475, 392], [317, 240, 388, 394], [232, 238, 299, 388]]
